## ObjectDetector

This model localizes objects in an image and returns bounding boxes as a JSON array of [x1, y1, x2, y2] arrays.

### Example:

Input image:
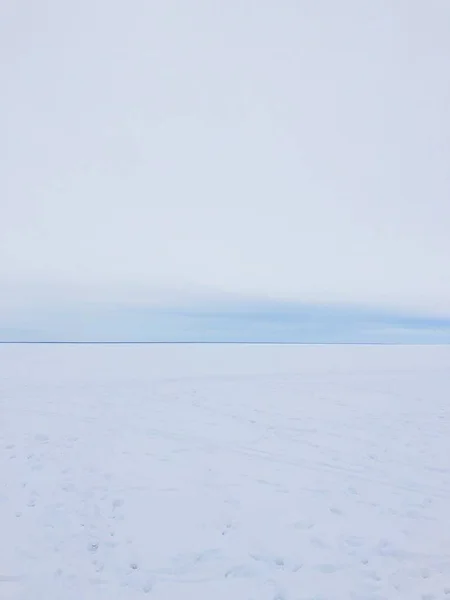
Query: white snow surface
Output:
[[1, 343, 450, 600]]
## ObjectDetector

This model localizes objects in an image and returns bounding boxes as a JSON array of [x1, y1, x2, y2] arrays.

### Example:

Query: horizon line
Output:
[[1, 341, 449, 346]]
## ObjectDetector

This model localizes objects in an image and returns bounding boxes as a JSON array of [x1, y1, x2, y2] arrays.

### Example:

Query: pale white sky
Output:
[[2, 1, 450, 314]]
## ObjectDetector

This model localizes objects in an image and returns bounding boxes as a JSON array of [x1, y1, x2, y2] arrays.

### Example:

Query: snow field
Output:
[[1, 344, 450, 599]]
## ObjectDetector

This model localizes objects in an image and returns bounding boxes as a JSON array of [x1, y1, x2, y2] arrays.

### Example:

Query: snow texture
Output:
[[1, 343, 450, 599]]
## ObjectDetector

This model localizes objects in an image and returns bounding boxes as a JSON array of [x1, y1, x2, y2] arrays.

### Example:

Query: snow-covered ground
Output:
[[1, 344, 450, 600]]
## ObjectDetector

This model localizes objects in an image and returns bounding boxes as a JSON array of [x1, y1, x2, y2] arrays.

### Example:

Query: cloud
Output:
[[1, 1, 449, 318], [1, 288, 450, 343]]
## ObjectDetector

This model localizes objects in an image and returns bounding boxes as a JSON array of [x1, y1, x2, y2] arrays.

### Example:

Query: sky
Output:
[[1, 1, 450, 342]]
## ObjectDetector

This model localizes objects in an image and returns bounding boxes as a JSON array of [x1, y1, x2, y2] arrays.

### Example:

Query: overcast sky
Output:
[[2, 1, 450, 318]]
